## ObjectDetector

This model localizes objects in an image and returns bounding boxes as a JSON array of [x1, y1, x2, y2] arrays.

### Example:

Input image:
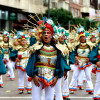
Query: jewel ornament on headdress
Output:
[[89, 33, 98, 41], [13, 36, 18, 42], [57, 27, 64, 37], [44, 23, 54, 35], [21, 35, 26, 41], [86, 30, 99, 51], [77, 25, 90, 39], [53, 26, 69, 41], [46, 18, 54, 25], [20, 34, 30, 47], [29, 29, 37, 36], [38, 18, 55, 36], [53, 26, 59, 39], [37, 20, 44, 25], [17, 31, 23, 36], [3, 31, 9, 38], [26, 15, 57, 39]]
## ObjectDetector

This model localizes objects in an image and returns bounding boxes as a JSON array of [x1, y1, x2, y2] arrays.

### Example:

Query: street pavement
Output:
[[0, 69, 96, 100]]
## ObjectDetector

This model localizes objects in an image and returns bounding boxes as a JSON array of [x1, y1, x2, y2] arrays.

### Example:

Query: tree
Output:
[[44, 8, 97, 30], [44, 8, 73, 29], [71, 17, 97, 30]]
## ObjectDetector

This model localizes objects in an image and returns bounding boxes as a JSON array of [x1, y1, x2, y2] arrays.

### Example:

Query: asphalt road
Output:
[[0, 69, 96, 100]]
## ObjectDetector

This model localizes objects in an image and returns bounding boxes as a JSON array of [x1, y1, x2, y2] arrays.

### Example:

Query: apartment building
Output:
[[48, 0, 83, 18], [0, 0, 99, 30], [57, 0, 98, 18], [70, 0, 83, 17], [0, 0, 46, 30], [56, 0, 98, 19], [49, 0, 87, 18]]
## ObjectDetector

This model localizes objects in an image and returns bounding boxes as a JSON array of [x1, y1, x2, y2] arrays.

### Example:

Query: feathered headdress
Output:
[[3, 31, 9, 38]]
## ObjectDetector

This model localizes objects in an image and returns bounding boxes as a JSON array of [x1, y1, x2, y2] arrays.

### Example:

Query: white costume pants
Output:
[[32, 80, 54, 100], [69, 65, 93, 92], [55, 78, 63, 100], [78, 70, 87, 88], [93, 72, 100, 99], [17, 69, 32, 91], [83, 72, 86, 81], [0, 75, 3, 86], [78, 70, 84, 88], [63, 72, 69, 98], [7, 60, 15, 79], [70, 64, 74, 71]]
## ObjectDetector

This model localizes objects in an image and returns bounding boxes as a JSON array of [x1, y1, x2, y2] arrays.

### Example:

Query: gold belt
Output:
[[78, 56, 88, 59], [4, 52, 9, 54], [21, 57, 29, 59]]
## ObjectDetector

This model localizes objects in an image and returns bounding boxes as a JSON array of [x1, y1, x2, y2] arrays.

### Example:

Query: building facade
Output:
[[0, 0, 46, 31], [0, 0, 99, 31]]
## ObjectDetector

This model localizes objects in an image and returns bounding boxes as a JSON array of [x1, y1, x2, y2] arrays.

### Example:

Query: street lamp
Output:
[[48, 0, 50, 18], [69, 0, 71, 32]]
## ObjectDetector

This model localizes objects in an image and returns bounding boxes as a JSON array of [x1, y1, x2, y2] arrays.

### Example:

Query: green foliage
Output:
[[44, 8, 97, 30], [44, 8, 73, 29], [71, 17, 97, 30]]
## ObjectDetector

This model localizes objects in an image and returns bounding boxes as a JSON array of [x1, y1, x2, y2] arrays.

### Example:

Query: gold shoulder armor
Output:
[[55, 42, 69, 56], [28, 41, 43, 54]]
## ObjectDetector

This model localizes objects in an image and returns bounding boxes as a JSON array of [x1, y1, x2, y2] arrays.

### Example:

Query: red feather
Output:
[[21, 35, 25, 38], [18, 55, 22, 59], [37, 20, 44, 25], [45, 23, 54, 35], [97, 55, 100, 60], [79, 31, 84, 35]]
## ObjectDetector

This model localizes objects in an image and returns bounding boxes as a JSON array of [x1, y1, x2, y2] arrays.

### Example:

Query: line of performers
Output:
[[0, 17, 100, 100]]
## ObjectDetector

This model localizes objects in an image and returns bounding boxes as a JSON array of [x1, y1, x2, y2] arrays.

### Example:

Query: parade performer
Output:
[[16, 32, 32, 94], [69, 26, 94, 94], [2, 31, 12, 78], [3, 31, 10, 66], [8, 35, 18, 80], [3, 31, 18, 81], [0, 42, 6, 87], [67, 29, 85, 90], [77, 31, 98, 90], [26, 18, 70, 100], [54, 27, 70, 100], [91, 29, 100, 100]]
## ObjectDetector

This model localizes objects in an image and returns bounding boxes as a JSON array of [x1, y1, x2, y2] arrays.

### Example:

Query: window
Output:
[[43, 0, 48, 3], [99, 0, 100, 4], [82, 0, 85, 5], [78, 10, 80, 17], [75, 9, 78, 17], [73, 0, 75, 3], [0, 10, 8, 20], [43, 0, 48, 6], [73, 0, 79, 4], [52, 2, 57, 8], [76, 0, 79, 4], [72, 8, 74, 17]]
